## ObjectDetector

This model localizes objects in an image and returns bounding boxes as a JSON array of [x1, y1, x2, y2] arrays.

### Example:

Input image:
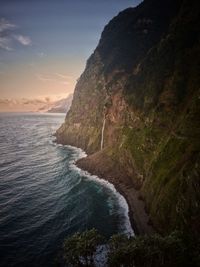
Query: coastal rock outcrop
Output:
[[56, 0, 200, 236]]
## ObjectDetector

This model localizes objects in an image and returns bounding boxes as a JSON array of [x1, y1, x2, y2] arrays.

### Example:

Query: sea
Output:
[[0, 113, 133, 267]]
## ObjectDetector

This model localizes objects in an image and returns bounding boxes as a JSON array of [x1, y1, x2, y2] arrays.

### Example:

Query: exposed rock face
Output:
[[56, 0, 200, 236]]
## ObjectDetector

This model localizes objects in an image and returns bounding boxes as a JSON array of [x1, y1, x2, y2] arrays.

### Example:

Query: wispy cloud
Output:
[[36, 73, 71, 85], [36, 74, 55, 82], [0, 18, 16, 32], [0, 36, 13, 51], [55, 73, 73, 80], [37, 52, 45, 58], [0, 18, 32, 51], [0, 99, 9, 104], [61, 81, 70, 85], [0, 18, 15, 50], [14, 35, 32, 46]]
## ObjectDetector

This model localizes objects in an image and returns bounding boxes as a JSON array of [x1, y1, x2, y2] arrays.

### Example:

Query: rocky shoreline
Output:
[[76, 150, 155, 235]]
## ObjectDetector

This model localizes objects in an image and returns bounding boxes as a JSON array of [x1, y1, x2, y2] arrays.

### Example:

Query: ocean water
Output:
[[0, 113, 133, 267]]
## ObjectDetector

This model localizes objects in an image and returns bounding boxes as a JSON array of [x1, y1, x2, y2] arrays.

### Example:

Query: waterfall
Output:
[[100, 116, 106, 150]]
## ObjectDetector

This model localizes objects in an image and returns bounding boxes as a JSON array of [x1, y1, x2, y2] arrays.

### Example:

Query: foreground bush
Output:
[[62, 230, 200, 267], [63, 229, 104, 267]]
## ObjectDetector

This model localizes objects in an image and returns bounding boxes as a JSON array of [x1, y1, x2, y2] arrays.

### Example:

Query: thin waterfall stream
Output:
[[100, 116, 106, 150]]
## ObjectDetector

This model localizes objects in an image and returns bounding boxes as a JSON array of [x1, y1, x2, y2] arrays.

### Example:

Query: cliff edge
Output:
[[56, 0, 200, 236]]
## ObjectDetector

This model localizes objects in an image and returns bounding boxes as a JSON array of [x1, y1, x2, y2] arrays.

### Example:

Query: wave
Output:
[[55, 143, 134, 236]]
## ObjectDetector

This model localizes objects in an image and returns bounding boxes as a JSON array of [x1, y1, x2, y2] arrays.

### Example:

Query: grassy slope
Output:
[[122, 0, 200, 234]]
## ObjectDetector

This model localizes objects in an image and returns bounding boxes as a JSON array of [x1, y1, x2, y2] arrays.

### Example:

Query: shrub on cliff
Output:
[[62, 230, 200, 267], [63, 229, 104, 267], [108, 231, 194, 267]]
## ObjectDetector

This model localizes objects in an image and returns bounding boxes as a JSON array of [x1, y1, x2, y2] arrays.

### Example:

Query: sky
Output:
[[0, 0, 141, 111]]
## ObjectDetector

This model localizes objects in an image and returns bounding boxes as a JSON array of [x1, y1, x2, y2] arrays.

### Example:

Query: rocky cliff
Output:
[[56, 0, 200, 236]]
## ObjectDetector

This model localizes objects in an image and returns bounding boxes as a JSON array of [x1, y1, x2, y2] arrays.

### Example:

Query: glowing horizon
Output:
[[0, 0, 141, 111]]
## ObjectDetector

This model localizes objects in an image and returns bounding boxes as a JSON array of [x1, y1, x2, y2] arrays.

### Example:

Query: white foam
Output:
[[55, 143, 134, 236]]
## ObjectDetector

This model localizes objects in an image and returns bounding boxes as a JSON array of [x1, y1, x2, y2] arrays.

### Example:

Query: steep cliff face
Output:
[[56, 0, 200, 236]]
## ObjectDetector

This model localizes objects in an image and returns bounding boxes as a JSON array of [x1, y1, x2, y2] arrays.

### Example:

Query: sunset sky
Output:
[[0, 0, 141, 111]]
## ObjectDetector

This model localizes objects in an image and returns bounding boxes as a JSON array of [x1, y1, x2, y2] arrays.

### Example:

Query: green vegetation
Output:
[[57, 0, 200, 241], [63, 229, 104, 267], [62, 229, 200, 267]]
